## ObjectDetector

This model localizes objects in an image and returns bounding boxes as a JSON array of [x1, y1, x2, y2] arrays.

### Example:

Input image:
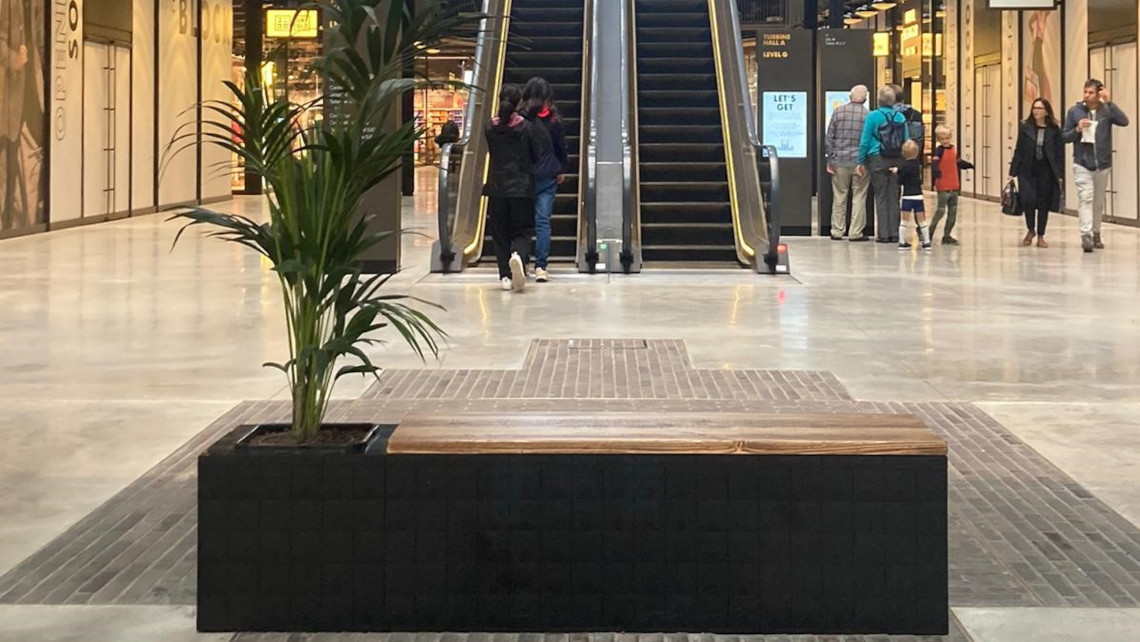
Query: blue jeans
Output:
[[533, 177, 558, 269]]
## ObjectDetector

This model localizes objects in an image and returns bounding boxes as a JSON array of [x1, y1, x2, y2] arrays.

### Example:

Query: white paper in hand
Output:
[[1082, 119, 1099, 144]]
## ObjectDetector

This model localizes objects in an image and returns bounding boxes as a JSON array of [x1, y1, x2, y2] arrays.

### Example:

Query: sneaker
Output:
[[1093, 232, 1104, 249], [509, 252, 526, 291], [942, 237, 959, 246], [898, 242, 912, 251], [849, 235, 869, 242], [1081, 234, 1094, 253], [535, 267, 549, 283], [876, 238, 892, 244], [889, 236, 899, 243], [922, 242, 932, 252], [500, 277, 512, 291]]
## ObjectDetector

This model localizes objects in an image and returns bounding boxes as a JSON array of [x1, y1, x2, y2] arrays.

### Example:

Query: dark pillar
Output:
[[803, 0, 818, 29], [244, 0, 263, 195], [401, 0, 416, 197], [828, 0, 846, 28]]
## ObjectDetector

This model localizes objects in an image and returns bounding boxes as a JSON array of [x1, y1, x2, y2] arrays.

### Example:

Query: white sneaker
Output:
[[535, 267, 550, 283], [508, 252, 526, 291], [500, 277, 512, 291]]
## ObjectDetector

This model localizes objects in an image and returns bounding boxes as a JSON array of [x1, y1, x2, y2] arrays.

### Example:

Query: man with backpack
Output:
[[891, 83, 926, 156], [857, 85, 909, 243]]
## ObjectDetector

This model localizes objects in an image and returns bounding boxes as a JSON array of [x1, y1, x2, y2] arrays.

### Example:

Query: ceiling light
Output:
[[844, 13, 861, 25], [872, 0, 897, 8], [426, 48, 441, 54], [856, 5, 879, 18]]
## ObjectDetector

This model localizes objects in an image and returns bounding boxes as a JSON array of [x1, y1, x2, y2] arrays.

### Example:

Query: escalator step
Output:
[[639, 73, 718, 92], [642, 223, 736, 247], [639, 144, 725, 163], [640, 125, 722, 144], [639, 107, 720, 127], [638, 42, 713, 58], [640, 162, 727, 183], [637, 27, 712, 44], [638, 90, 720, 108], [640, 182, 730, 202]]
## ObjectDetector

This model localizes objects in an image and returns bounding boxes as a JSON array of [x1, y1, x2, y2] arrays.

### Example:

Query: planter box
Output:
[[198, 417, 948, 634]]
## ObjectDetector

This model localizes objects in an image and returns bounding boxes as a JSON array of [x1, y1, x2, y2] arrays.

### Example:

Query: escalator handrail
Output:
[[723, 0, 781, 269], [760, 144, 782, 268], [436, 140, 463, 271], [581, 0, 598, 271], [436, 0, 506, 270], [620, 0, 636, 272]]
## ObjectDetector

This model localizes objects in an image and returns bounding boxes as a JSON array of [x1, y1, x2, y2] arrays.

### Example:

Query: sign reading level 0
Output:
[[762, 91, 808, 159]]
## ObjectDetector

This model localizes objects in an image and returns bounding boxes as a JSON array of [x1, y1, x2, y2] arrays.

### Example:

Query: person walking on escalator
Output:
[[1009, 98, 1063, 248], [484, 83, 551, 292], [521, 77, 568, 283]]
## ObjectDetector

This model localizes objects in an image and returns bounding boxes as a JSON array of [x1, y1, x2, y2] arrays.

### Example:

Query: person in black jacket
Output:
[[892, 140, 932, 251], [1009, 98, 1064, 248], [521, 77, 568, 283], [484, 83, 551, 292]]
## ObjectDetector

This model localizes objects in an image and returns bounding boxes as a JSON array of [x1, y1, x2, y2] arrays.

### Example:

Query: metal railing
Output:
[[433, 0, 510, 272], [620, 0, 639, 273], [727, 1, 783, 271], [710, 0, 772, 271], [579, 0, 598, 272]]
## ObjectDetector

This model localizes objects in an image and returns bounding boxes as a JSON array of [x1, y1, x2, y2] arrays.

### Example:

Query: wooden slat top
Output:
[[386, 412, 947, 456]]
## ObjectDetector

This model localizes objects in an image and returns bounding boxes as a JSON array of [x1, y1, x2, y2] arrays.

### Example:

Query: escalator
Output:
[[633, 0, 737, 264], [434, 0, 783, 275], [477, 0, 585, 265]]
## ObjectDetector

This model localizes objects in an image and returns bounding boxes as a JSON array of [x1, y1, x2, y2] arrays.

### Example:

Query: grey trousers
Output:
[[869, 155, 900, 239], [831, 165, 869, 237], [1073, 165, 1109, 236]]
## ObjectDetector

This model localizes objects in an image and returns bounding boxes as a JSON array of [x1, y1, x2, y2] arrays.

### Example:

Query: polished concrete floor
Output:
[[1, 167, 1139, 640]]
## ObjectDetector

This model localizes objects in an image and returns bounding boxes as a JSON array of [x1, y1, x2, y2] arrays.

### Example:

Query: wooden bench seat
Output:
[[387, 411, 946, 456]]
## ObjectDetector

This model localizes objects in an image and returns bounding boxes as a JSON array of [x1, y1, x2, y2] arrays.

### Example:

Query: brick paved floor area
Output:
[[1, 340, 1138, 641]]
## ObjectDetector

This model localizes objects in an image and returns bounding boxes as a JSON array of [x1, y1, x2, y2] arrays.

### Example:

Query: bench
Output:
[[199, 411, 948, 634], [382, 411, 948, 634]]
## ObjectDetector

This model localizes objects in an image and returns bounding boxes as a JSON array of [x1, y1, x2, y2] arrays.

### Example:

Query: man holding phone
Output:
[[1062, 79, 1130, 252]]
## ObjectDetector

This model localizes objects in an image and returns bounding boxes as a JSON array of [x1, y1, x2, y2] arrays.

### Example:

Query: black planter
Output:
[[198, 425, 948, 634]]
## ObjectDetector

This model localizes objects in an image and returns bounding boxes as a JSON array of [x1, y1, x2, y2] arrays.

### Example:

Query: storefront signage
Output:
[[762, 91, 808, 159], [901, 11, 921, 78], [266, 9, 319, 38], [873, 31, 890, 57]]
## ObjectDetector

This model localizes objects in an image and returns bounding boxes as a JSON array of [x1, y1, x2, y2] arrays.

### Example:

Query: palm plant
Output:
[[170, 0, 480, 442]]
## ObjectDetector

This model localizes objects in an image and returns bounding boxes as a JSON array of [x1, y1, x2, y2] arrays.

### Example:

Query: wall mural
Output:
[[1, 0, 47, 233], [1022, 9, 1061, 112]]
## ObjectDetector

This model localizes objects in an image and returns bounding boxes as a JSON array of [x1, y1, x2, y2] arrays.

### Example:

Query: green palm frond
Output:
[[167, 0, 484, 442]]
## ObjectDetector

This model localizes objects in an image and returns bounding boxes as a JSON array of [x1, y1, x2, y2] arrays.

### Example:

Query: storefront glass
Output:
[[1, 0, 47, 234]]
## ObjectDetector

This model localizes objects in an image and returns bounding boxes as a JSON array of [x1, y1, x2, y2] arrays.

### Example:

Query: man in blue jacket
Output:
[[857, 85, 908, 243], [1062, 78, 1129, 252]]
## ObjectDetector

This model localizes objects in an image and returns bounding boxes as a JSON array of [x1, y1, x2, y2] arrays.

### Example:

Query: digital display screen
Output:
[[762, 91, 808, 159]]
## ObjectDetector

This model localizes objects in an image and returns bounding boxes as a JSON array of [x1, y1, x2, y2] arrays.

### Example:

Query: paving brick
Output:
[[2, 339, 1139, 631]]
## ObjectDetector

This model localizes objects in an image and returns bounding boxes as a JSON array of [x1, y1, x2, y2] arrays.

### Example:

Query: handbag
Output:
[[1001, 179, 1021, 216]]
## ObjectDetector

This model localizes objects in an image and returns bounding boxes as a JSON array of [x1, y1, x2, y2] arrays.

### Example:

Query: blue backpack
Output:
[[876, 107, 908, 158]]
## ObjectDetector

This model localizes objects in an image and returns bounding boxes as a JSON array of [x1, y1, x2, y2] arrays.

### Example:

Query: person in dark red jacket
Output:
[[930, 125, 974, 245], [521, 77, 568, 283]]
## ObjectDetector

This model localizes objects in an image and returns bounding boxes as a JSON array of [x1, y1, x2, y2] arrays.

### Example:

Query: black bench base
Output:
[[198, 426, 948, 633]]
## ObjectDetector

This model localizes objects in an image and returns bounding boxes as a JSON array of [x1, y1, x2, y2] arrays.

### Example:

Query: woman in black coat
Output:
[[1009, 98, 1064, 248]]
